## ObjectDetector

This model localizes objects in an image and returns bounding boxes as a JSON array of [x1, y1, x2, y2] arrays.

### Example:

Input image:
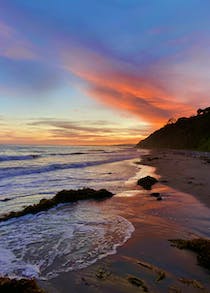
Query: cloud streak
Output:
[[18, 117, 148, 145]]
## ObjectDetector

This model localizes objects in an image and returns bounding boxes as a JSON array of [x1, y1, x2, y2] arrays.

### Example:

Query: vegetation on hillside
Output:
[[137, 107, 210, 151]]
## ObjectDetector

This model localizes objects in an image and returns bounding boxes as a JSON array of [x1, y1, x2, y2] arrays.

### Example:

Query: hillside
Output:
[[137, 108, 210, 151]]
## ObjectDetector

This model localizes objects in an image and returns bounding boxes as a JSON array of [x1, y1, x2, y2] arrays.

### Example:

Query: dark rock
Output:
[[0, 188, 114, 222], [137, 176, 158, 190], [150, 192, 160, 197], [0, 277, 45, 293], [156, 196, 162, 201]]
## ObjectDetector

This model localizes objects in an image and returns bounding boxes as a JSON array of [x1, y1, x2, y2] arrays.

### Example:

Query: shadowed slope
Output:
[[137, 109, 210, 151]]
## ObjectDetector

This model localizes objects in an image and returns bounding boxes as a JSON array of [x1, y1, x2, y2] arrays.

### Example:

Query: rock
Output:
[[0, 277, 45, 292], [150, 192, 160, 197], [137, 176, 158, 190], [0, 188, 114, 222], [150, 192, 163, 201]]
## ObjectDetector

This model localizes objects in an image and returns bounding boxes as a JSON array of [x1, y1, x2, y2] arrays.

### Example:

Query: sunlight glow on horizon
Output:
[[0, 0, 210, 145]]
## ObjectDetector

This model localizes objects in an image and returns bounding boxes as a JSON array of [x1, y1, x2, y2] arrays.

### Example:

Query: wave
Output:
[[0, 205, 135, 280], [0, 152, 87, 162], [48, 152, 86, 156], [0, 147, 133, 163], [0, 154, 40, 162], [0, 154, 137, 180]]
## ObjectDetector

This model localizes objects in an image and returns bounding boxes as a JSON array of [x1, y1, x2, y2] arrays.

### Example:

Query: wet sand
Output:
[[39, 151, 210, 293], [141, 149, 210, 209]]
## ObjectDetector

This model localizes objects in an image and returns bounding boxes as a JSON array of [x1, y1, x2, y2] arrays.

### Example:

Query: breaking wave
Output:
[[0, 203, 134, 280]]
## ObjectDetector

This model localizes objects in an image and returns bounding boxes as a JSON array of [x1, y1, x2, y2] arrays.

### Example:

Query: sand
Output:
[[141, 149, 210, 209], [38, 149, 210, 292]]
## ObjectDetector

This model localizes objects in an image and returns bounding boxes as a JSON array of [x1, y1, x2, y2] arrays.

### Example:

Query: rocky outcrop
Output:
[[0, 188, 114, 222]]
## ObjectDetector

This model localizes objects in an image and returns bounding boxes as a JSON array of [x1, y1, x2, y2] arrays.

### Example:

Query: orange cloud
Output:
[[61, 47, 194, 128]]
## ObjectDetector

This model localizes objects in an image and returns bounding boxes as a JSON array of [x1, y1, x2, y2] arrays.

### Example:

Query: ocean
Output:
[[0, 144, 144, 280], [2, 145, 210, 292]]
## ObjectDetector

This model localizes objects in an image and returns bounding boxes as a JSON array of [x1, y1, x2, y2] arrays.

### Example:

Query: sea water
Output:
[[0, 144, 143, 279]]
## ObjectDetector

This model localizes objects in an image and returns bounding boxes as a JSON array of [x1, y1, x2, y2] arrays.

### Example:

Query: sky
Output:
[[0, 0, 210, 145]]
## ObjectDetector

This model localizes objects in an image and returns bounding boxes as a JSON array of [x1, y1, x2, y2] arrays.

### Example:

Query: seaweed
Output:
[[127, 276, 148, 291], [178, 277, 204, 289], [137, 260, 166, 282], [169, 238, 210, 270], [0, 188, 114, 222], [0, 277, 45, 293]]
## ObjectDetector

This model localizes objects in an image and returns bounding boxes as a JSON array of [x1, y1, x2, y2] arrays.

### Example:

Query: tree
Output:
[[167, 117, 176, 125]]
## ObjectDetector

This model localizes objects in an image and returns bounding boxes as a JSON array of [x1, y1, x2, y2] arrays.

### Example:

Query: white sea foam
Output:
[[0, 203, 134, 280]]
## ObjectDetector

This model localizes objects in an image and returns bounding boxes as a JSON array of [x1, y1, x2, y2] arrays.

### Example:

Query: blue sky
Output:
[[0, 0, 210, 144]]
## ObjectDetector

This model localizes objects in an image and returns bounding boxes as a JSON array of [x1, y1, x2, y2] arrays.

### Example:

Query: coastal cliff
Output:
[[137, 107, 210, 151]]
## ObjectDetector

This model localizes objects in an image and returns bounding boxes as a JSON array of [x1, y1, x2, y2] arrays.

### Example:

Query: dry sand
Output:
[[141, 149, 210, 209]]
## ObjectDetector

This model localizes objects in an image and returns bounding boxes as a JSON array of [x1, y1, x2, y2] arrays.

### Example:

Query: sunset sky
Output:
[[1, 0, 210, 145]]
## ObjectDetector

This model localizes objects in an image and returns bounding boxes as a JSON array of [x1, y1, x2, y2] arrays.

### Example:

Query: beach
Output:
[[37, 149, 210, 293], [141, 150, 210, 209]]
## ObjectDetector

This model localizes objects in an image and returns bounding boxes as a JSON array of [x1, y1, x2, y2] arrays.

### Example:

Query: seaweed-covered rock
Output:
[[0, 188, 114, 222], [0, 277, 45, 293], [137, 176, 158, 190], [169, 238, 210, 270]]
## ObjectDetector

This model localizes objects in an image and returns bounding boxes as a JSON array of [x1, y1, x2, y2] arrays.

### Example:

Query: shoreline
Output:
[[40, 151, 210, 292], [140, 149, 210, 209], [2, 150, 210, 292]]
